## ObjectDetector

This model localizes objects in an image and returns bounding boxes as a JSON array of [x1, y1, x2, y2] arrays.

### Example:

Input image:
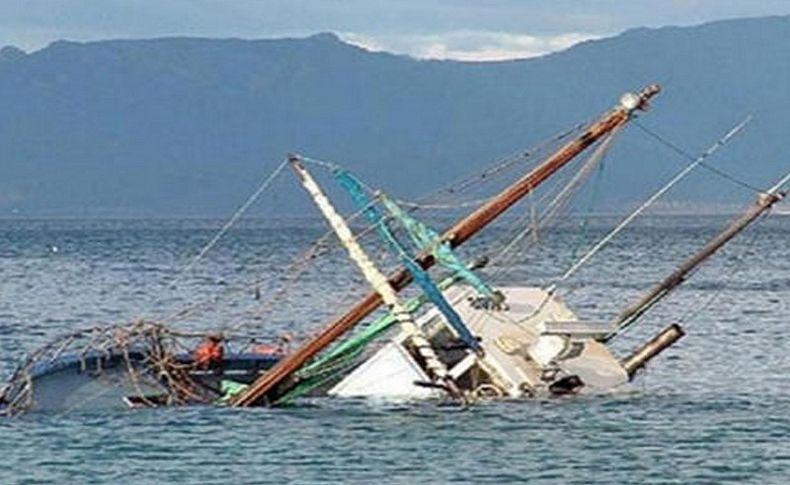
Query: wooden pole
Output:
[[290, 158, 460, 397], [607, 173, 790, 341], [621, 323, 685, 378], [233, 84, 661, 406]]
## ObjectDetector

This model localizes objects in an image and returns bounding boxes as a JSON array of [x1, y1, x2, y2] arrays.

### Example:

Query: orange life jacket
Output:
[[194, 340, 224, 367]]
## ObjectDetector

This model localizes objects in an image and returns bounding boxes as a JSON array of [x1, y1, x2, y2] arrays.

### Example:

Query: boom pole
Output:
[[234, 84, 661, 406], [606, 171, 790, 341]]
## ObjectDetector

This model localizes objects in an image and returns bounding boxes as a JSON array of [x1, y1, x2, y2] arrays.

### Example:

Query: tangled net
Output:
[[0, 321, 232, 417]]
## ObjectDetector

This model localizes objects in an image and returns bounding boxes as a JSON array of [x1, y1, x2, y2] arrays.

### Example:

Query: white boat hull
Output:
[[331, 286, 629, 400]]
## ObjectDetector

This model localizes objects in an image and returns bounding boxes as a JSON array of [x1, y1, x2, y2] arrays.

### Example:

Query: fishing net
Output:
[[0, 320, 253, 416]]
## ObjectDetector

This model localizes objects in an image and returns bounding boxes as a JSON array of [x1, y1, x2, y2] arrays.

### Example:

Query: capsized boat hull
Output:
[[1, 352, 279, 414]]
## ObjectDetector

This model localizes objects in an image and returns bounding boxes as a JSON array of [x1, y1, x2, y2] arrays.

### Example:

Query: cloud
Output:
[[1, 0, 787, 56], [340, 30, 598, 61]]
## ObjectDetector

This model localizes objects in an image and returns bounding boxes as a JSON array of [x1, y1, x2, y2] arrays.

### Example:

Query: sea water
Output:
[[0, 216, 788, 484]]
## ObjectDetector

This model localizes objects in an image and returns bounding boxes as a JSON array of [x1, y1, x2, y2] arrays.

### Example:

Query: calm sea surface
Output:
[[0, 216, 789, 484]]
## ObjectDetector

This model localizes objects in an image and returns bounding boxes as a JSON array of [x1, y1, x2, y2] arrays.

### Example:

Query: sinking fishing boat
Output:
[[266, 133, 788, 404], [230, 83, 789, 407], [2, 82, 787, 415]]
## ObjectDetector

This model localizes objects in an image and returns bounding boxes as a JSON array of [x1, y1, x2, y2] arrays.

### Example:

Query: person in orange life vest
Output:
[[194, 332, 224, 369], [251, 333, 292, 357]]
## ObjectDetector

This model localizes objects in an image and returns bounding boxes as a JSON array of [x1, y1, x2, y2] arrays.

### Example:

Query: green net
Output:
[[275, 272, 465, 404]]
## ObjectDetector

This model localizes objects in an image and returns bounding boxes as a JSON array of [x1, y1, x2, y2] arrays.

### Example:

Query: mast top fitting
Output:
[[619, 83, 661, 113]]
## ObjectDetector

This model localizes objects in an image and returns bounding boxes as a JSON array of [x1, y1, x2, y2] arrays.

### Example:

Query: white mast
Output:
[[289, 156, 459, 397]]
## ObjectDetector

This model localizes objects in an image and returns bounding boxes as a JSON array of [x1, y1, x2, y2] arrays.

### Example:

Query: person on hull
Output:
[[194, 332, 225, 369]]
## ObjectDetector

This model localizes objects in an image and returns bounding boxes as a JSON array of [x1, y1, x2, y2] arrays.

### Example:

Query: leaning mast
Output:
[[289, 157, 462, 397], [607, 171, 790, 342]]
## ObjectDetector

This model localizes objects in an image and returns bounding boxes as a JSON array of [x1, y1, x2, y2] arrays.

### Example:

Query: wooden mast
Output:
[[233, 84, 661, 407], [606, 171, 790, 341]]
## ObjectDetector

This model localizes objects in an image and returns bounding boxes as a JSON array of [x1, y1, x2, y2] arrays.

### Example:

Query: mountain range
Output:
[[1, 16, 789, 216]]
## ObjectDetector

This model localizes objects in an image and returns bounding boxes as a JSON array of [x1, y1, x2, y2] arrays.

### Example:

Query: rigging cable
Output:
[[219, 200, 386, 334], [136, 117, 629, 346], [633, 118, 764, 195], [681, 220, 761, 325], [519, 115, 753, 320], [395, 118, 595, 210], [142, 158, 289, 319], [676, 172, 789, 326], [488, 128, 621, 282]]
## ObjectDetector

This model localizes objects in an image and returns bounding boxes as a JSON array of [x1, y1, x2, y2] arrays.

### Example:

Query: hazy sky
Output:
[[2, 1, 790, 60]]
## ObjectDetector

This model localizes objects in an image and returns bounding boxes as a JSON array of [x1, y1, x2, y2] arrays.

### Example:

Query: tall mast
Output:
[[288, 158, 460, 396], [606, 172, 790, 341], [234, 84, 661, 406]]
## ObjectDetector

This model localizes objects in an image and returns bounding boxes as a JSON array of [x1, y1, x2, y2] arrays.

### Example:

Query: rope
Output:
[[487, 129, 619, 282], [151, 180, 382, 336], [218, 201, 383, 334], [292, 159, 455, 390], [0, 114, 629, 413], [149, 123, 594, 336], [1, 320, 221, 416], [569, 151, 606, 262], [555, 116, 751, 287], [142, 159, 289, 319], [633, 119, 764, 195], [676, 212, 767, 325], [520, 116, 752, 320], [425, 120, 592, 200], [614, 209, 769, 343], [393, 197, 495, 210]]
